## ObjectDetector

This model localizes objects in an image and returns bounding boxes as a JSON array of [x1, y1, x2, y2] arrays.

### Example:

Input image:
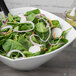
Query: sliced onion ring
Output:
[[7, 50, 25, 57], [1, 25, 13, 30], [36, 16, 51, 42], [42, 18, 49, 28], [1, 21, 35, 33], [14, 21, 35, 33], [30, 26, 51, 46], [30, 27, 51, 44], [40, 27, 51, 42], [41, 14, 45, 16], [48, 41, 64, 46], [30, 16, 51, 46], [30, 34, 43, 46], [36, 14, 50, 28]]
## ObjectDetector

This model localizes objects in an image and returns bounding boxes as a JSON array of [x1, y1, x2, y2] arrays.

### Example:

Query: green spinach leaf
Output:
[[18, 36, 32, 50], [3, 39, 25, 52], [26, 13, 35, 21], [52, 20, 61, 28], [8, 13, 13, 22], [36, 22, 48, 32], [25, 9, 40, 16]]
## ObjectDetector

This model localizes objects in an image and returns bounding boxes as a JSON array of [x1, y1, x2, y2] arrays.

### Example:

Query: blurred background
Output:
[[4, 0, 74, 13]]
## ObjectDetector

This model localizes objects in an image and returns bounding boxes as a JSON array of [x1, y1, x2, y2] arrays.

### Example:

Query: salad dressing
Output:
[[65, 0, 76, 27]]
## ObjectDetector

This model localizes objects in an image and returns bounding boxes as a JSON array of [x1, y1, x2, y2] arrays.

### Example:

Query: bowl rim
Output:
[[0, 7, 76, 61]]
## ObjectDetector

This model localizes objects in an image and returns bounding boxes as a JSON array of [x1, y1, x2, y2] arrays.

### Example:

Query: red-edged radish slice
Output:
[[52, 28, 62, 38], [29, 45, 41, 53]]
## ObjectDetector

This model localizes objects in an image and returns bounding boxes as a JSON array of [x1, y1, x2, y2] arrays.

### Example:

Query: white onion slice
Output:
[[18, 14, 26, 23], [36, 14, 49, 27], [14, 21, 35, 32], [30, 34, 43, 46], [30, 17, 51, 46], [1, 25, 13, 30], [7, 50, 25, 57], [40, 27, 51, 42], [1, 21, 35, 33], [42, 18, 49, 28], [35, 15, 51, 42], [29, 45, 41, 53], [48, 41, 64, 46]]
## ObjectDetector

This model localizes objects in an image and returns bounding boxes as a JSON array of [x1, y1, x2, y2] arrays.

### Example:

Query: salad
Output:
[[0, 9, 71, 59]]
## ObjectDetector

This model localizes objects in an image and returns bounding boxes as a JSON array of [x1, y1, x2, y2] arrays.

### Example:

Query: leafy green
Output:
[[52, 20, 61, 28], [13, 15, 21, 22], [25, 9, 40, 16], [0, 50, 6, 56], [1, 24, 6, 28], [0, 20, 2, 27], [36, 22, 48, 32], [8, 13, 13, 22], [26, 13, 35, 21], [33, 51, 41, 56], [61, 38, 68, 44], [23, 51, 34, 57], [13, 26, 19, 31], [62, 27, 72, 37], [3, 39, 25, 52], [0, 9, 70, 58], [7, 22, 18, 27], [32, 36, 38, 43], [0, 33, 4, 40], [19, 23, 33, 31], [0, 39, 6, 46], [18, 36, 32, 50], [46, 44, 62, 53]]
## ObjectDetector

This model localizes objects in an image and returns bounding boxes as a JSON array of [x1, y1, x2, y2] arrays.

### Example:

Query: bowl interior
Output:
[[0, 7, 76, 61]]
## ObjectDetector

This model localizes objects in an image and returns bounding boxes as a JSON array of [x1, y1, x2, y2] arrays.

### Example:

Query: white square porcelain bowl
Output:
[[0, 7, 76, 70]]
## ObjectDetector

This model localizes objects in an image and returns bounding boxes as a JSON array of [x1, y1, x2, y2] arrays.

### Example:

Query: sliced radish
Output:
[[52, 28, 62, 38], [29, 45, 41, 53]]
